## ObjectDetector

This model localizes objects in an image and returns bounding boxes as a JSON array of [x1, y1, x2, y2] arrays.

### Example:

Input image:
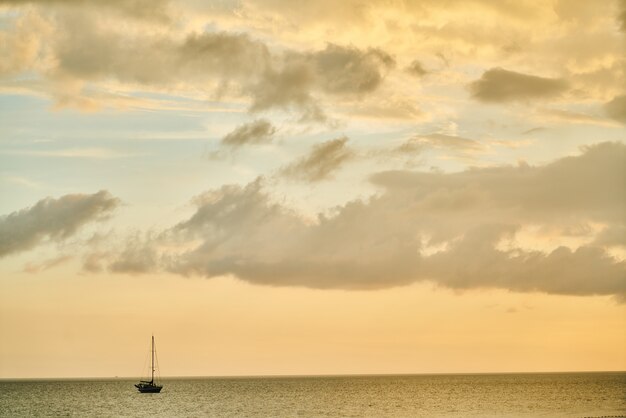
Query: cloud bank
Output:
[[107, 142, 625, 299], [4, 5, 395, 121], [470, 68, 569, 103], [0, 191, 120, 258], [1, 0, 624, 121]]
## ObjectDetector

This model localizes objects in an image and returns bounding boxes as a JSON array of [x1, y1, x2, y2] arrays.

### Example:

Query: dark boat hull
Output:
[[135, 383, 163, 393]]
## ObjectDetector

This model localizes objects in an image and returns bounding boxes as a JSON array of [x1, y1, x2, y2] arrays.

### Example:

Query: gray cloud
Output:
[[221, 119, 277, 148], [470, 68, 569, 102], [522, 127, 546, 135], [422, 224, 625, 297], [110, 142, 625, 299], [179, 31, 272, 81], [0, 190, 120, 258], [165, 178, 421, 289], [605, 94, 626, 123], [248, 44, 394, 120], [248, 57, 322, 120], [21, 10, 393, 120], [55, 26, 271, 86], [1, 1, 398, 121], [312, 44, 395, 96], [406, 60, 428, 77], [593, 224, 626, 247], [281, 136, 355, 182], [108, 235, 158, 274], [372, 141, 625, 225]]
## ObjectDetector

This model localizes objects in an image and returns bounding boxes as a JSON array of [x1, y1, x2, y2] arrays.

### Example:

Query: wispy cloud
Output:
[[1, 175, 43, 188], [537, 108, 619, 127], [23, 254, 73, 273], [396, 133, 486, 155], [281, 136, 355, 182], [221, 119, 277, 149]]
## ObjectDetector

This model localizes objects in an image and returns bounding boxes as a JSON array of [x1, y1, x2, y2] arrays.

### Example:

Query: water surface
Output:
[[1, 372, 624, 417]]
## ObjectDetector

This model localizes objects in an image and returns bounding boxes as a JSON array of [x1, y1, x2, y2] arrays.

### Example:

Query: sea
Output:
[[1, 373, 624, 417]]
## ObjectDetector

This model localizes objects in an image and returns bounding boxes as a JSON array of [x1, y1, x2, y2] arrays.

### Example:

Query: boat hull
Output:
[[135, 383, 163, 393]]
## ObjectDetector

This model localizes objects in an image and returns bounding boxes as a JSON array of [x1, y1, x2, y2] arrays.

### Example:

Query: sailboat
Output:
[[135, 335, 163, 393]]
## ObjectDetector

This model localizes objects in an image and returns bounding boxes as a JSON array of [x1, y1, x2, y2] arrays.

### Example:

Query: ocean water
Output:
[[1, 373, 624, 417]]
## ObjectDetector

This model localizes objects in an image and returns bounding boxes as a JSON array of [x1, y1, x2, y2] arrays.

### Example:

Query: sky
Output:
[[0, 0, 625, 378]]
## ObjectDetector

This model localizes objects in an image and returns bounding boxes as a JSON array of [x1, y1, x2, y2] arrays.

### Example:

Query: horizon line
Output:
[[2, 370, 625, 381]]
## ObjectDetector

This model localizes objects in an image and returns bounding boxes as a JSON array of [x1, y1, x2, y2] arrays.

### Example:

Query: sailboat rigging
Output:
[[135, 335, 163, 393]]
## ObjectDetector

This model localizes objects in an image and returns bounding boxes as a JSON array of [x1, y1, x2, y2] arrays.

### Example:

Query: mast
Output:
[[151, 335, 155, 383]]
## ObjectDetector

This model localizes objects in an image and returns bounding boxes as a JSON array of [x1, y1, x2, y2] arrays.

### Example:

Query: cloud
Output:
[[2, 0, 623, 117], [605, 95, 626, 123], [619, 0, 626, 32], [312, 44, 395, 96], [538, 108, 616, 127], [55, 26, 271, 86], [221, 119, 277, 148], [406, 60, 428, 77], [82, 251, 106, 273], [0, 10, 52, 78], [3, 8, 394, 120], [164, 178, 422, 289], [281, 136, 355, 182], [23, 254, 72, 273], [373, 141, 624, 225], [593, 224, 626, 248], [108, 142, 625, 299], [0, 191, 120, 258], [248, 56, 321, 120], [339, 95, 423, 120], [422, 225, 625, 297], [396, 133, 485, 154], [470, 68, 569, 103], [248, 44, 394, 120], [108, 234, 158, 274], [522, 127, 546, 135]]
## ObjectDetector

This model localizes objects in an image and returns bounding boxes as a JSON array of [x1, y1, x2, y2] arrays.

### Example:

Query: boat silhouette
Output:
[[135, 335, 163, 393]]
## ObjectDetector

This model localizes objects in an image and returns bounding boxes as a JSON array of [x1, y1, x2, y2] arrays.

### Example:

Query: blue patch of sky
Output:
[[0, 94, 210, 143], [0, 9, 20, 28], [0, 93, 254, 214], [119, 90, 244, 110]]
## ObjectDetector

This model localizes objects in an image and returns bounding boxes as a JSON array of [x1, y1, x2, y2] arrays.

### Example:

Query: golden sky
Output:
[[0, 0, 625, 378]]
